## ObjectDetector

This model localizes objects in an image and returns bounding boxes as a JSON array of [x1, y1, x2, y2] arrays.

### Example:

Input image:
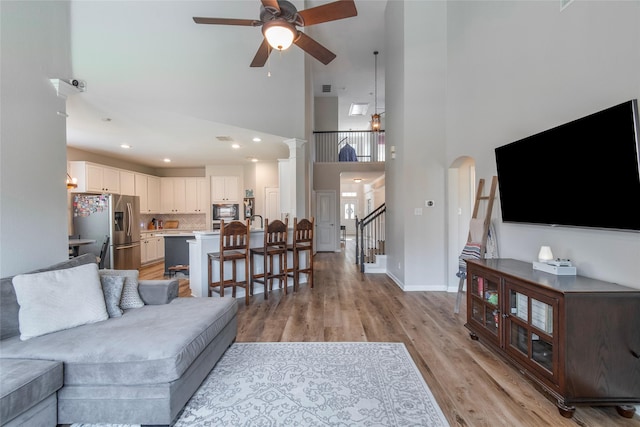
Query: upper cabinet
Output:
[[120, 170, 135, 196], [211, 176, 239, 202], [69, 161, 120, 194], [185, 178, 209, 213], [160, 177, 187, 213], [135, 173, 161, 214], [70, 161, 209, 215]]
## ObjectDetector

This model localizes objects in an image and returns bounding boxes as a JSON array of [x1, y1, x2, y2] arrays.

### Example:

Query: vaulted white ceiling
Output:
[[66, 0, 386, 168]]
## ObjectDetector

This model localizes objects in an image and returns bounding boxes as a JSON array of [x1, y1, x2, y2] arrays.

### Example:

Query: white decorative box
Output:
[[532, 261, 577, 276]]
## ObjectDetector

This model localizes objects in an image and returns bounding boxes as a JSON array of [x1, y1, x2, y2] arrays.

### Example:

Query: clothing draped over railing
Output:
[[314, 131, 385, 163]]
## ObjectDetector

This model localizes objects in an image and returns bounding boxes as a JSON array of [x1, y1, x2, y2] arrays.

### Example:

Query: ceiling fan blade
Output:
[[298, 0, 357, 26], [250, 38, 271, 67], [261, 0, 281, 14], [193, 17, 261, 26], [294, 32, 336, 65]]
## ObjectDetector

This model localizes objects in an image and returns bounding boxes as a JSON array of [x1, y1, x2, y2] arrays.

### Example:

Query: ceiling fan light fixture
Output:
[[263, 20, 296, 51]]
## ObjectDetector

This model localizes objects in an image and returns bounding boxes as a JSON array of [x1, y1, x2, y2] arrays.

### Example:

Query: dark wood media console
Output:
[[465, 258, 640, 418]]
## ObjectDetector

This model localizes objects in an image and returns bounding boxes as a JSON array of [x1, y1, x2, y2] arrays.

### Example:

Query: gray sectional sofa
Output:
[[0, 254, 238, 426]]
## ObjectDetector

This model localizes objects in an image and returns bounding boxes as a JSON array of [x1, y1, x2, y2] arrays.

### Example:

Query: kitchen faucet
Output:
[[250, 214, 263, 229]]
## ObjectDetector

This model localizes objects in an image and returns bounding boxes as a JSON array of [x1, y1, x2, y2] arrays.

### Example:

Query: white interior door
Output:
[[316, 190, 337, 252], [341, 198, 357, 234], [265, 187, 280, 222]]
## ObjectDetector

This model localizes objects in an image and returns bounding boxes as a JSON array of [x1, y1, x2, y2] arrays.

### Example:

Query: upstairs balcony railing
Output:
[[314, 131, 385, 163]]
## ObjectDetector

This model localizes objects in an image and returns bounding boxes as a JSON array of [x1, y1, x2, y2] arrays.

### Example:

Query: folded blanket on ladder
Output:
[[456, 220, 499, 278]]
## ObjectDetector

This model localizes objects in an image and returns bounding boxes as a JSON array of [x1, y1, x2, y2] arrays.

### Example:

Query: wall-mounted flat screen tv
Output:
[[495, 99, 640, 232]]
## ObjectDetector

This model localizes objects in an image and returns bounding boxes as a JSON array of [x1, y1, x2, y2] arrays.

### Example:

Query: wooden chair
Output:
[[286, 217, 314, 291], [97, 235, 110, 269], [208, 219, 251, 305], [249, 218, 288, 300]]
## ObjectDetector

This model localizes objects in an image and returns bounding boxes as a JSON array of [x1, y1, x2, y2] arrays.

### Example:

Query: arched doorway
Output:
[[447, 157, 476, 291]]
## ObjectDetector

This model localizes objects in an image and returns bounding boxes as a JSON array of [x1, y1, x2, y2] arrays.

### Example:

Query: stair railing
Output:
[[355, 203, 386, 272]]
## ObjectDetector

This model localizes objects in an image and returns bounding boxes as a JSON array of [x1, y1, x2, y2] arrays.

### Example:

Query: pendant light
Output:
[[66, 173, 78, 190], [371, 51, 381, 132]]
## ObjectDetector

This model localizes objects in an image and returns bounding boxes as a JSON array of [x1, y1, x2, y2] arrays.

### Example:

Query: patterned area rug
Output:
[[72, 342, 450, 427]]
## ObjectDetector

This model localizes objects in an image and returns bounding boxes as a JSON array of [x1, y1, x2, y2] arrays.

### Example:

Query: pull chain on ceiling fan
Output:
[[193, 0, 358, 67]]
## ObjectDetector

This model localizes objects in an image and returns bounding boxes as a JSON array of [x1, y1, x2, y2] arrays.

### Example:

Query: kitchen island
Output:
[[160, 232, 195, 276], [188, 229, 308, 298]]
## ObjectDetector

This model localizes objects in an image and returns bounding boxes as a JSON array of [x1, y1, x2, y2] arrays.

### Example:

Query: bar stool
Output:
[[208, 219, 251, 305], [287, 217, 314, 291], [250, 218, 288, 300]]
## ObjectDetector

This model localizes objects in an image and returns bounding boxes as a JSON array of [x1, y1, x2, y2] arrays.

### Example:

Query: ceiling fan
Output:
[[193, 0, 357, 67]]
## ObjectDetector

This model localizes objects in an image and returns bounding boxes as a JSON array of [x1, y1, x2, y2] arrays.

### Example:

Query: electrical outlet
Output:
[[425, 200, 435, 207]]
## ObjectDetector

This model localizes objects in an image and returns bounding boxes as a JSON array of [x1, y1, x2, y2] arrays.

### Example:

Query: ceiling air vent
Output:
[[216, 136, 233, 142], [322, 84, 332, 93]]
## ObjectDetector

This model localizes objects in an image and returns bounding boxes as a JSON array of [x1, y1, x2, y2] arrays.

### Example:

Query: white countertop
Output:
[[141, 229, 198, 237]]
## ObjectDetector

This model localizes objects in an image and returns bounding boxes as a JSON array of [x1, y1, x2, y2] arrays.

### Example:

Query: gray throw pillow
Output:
[[100, 275, 125, 317], [99, 270, 144, 310]]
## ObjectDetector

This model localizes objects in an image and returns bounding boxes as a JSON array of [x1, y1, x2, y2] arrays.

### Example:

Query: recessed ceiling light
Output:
[[353, 178, 362, 183], [120, 144, 131, 149], [252, 137, 262, 142], [349, 103, 369, 116], [251, 158, 258, 163], [232, 143, 241, 149], [163, 158, 171, 163]]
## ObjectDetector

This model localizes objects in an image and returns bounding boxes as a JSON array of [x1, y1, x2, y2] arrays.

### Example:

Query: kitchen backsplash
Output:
[[140, 213, 206, 231]]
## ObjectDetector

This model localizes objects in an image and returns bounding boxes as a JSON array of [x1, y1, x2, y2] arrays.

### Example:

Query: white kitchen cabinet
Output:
[[211, 176, 238, 202], [156, 235, 165, 259], [69, 161, 120, 193], [185, 178, 209, 213], [147, 176, 161, 213], [120, 170, 135, 196], [160, 177, 186, 213], [141, 233, 164, 264], [135, 174, 161, 214], [135, 174, 149, 212], [140, 234, 149, 263]]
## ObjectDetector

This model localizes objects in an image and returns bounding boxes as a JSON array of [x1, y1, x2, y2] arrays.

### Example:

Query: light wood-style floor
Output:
[[140, 241, 640, 427]]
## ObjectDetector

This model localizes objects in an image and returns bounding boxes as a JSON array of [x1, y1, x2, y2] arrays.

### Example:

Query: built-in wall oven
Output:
[[212, 203, 239, 229]]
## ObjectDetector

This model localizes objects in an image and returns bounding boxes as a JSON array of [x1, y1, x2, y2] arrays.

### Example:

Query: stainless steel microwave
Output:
[[212, 204, 239, 221]]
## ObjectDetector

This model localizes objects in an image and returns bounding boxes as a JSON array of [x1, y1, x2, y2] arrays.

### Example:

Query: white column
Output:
[[281, 138, 308, 220]]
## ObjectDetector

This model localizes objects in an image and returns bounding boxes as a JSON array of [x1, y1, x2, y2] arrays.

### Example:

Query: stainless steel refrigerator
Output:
[[72, 194, 141, 270]]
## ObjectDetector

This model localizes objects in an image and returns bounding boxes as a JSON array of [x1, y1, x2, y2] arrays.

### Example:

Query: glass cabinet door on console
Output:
[[465, 258, 640, 419], [467, 267, 502, 346], [505, 282, 559, 386]]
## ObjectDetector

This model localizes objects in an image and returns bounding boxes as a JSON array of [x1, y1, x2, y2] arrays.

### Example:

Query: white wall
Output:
[[315, 97, 339, 132], [385, 1, 449, 291], [0, 1, 72, 277], [445, 1, 640, 288]]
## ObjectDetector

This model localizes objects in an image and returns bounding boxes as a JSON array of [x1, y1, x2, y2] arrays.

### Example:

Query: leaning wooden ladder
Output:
[[454, 176, 498, 314]]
